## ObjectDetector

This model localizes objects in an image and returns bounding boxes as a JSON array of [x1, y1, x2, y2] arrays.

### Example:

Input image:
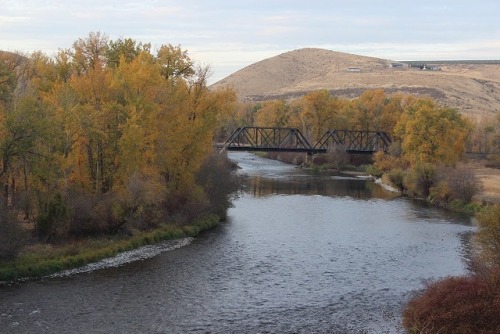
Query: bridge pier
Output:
[[305, 153, 312, 165]]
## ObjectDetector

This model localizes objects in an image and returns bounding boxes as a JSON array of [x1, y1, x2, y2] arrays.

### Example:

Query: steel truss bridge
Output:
[[219, 127, 392, 154]]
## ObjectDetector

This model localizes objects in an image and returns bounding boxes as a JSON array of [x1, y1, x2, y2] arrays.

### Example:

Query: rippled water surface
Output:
[[0, 152, 475, 333]]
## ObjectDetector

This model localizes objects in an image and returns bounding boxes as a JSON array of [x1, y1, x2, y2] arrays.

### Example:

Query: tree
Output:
[[300, 90, 341, 142], [106, 37, 151, 68], [1, 97, 50, 196], [0, 35, 239, 241], [351, 89, 387, 131], [395, 98, 470, 166], [112, 51, 162, 191], [71, 31, 109, 75], [0, 52, 22, 106], [0, 193, 26, 259], [254, 100, 290, 127], [156, 44, 195, 80]]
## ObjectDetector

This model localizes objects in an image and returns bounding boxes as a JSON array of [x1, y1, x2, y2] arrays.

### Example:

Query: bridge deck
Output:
[[220, 145, 327, 154]]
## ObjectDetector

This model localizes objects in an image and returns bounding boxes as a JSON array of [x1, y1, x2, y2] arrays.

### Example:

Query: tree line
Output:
[[0, 32, 239, 256]]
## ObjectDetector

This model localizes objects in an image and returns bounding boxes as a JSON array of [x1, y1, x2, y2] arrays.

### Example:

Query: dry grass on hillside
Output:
[[211, 48, 500, 119]]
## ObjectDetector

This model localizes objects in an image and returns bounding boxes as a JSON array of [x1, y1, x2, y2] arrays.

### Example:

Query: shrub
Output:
[[475, 204, 500, 270], [365, 164, 383, 177], [64, 189, 101, 236], [327, 148, 350, 171], [429, 166, 482, 207], [195, 152, 244, 219], [446, 166, 483, 203], [404, 163, 437, 198], [429, 181, 451, 206], [163, 186, 208, 224], [373, 151, 405, 173], [387, 168, 406, 192], [36, 192, 68, 241], [403, 275, 500, 334], [0, 195, 26, 260]]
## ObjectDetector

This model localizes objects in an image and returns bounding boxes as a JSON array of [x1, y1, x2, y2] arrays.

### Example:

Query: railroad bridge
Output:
[[218, 127, 392, 154]]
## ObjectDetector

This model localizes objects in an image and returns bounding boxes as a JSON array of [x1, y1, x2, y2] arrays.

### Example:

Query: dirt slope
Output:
[[211, 48, 500, 119]]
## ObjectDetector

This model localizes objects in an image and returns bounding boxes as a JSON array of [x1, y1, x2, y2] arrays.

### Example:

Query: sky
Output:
[[1, 0, 500, 84]]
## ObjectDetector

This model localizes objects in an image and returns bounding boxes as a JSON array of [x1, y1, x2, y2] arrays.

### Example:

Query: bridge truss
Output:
[[219, 127, 326, 154], [220, 127, 392, 154], [314, 130, 392, 153]]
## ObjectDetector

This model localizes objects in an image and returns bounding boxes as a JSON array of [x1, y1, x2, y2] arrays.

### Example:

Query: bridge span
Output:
[[219, 127, 392, 154]]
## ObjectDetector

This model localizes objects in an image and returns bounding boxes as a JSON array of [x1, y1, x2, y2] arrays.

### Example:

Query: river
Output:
[[0, 152, 475, 333]]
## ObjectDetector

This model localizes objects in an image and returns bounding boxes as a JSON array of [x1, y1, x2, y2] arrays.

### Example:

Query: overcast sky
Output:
[[1, 0, 499, 83]]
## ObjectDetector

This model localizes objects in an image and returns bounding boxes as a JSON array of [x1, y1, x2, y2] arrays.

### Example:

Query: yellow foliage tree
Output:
[[300, 90, 341, 142], [254, 100, 290, 127], [395, 98, 470, 166], [350, 90, 405, 132], [0, 34, 239, 237]]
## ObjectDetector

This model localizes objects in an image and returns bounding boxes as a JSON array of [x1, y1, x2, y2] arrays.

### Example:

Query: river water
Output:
[[0, 152, 475, 333]]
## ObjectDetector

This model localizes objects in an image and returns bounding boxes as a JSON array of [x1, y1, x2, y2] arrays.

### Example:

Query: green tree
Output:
[[106, 37, 151, 68]]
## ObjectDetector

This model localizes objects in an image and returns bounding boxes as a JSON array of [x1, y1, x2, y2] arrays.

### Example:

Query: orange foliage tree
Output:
[[0, 32, 237, 239]]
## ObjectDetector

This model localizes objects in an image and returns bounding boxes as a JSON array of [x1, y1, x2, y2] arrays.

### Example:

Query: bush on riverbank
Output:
[[0, 202, 27, 260], [371, 151, 483, 212], [402, 204, 500, 333], [474, 204, 500, 271], [402, 274, 500, 334]]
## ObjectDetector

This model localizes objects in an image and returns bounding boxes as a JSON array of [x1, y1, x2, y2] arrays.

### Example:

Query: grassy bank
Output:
[[0, 214, 221, 283]]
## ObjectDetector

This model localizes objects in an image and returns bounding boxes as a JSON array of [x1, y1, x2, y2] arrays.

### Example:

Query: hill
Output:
[[210, 48, 500, 119]]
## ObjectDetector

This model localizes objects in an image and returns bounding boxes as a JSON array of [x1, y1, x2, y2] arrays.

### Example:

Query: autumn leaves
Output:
[[0, 33, 236, 240]]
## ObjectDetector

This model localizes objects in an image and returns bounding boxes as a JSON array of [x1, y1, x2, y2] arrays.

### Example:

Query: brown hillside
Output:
[[211, 48, 500, 119]]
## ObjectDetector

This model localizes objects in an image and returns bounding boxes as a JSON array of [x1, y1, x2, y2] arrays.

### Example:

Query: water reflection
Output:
[[247, 175, 398, 200]]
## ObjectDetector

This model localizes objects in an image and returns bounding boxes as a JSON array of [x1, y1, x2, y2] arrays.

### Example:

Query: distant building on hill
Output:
[[390, 62, 405, 68], [425, 65, 441, 71], [407, 63, 440, 70], [347, 67, 361, 72]]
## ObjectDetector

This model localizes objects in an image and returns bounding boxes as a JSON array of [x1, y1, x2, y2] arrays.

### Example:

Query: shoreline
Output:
[[0, 214, 222, 285]]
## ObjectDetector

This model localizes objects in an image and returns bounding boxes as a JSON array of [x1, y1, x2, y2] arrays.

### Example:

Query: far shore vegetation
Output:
[[1, 32, 499, 333], [223, 86, 500, 333]]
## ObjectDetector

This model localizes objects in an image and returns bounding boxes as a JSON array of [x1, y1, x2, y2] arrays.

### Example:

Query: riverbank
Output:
[[0, 214, 221, 284], [470, 162, 500, 203], [307, 158, 499, 213]]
